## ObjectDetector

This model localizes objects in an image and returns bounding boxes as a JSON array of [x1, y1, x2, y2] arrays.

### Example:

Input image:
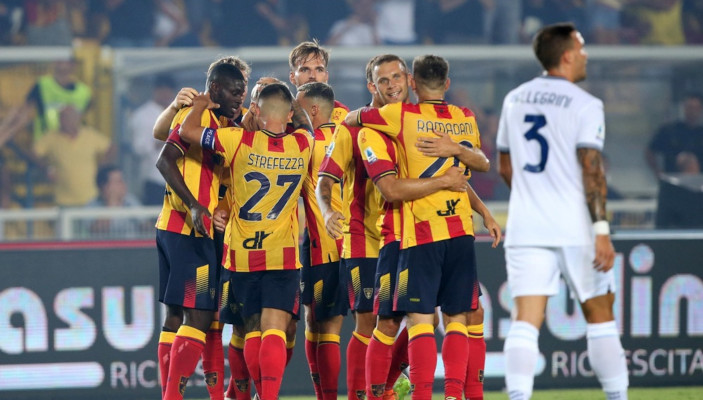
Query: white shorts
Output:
[[505, 246, 616, 303]]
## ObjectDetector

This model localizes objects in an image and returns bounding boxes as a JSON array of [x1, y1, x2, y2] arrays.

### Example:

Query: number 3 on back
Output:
[[523, 114, 548, 173]]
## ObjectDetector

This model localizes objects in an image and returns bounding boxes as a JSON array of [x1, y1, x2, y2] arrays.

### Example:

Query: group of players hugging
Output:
[[152, 40, 501, 400]]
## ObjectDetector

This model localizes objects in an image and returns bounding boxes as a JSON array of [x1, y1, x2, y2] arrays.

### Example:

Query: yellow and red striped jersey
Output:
[[155, 107, 233, 237], [357, 128, 402, 249], [301, 122, 343, 266], [318, 122, 382, 259], [331, 100, 349, 126], [201, 126, 314, 272], [357, 100, 481, 248]]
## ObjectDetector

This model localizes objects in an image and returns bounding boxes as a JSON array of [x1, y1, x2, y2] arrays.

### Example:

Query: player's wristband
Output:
[[593, 221, 610, 236]]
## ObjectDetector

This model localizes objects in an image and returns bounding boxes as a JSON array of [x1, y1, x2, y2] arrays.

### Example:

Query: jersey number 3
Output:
[[239, 172, 301, 221], [523, 114, 549, 173]]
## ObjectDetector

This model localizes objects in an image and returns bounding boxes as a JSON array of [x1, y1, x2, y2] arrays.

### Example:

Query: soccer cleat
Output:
[[393, 373, 411, 400]]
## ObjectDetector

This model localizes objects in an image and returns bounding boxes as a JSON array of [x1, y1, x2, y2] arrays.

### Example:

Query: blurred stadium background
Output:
[[1, 1, 702, 399]]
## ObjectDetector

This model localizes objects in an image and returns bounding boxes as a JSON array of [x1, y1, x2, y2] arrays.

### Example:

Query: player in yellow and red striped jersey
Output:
[[288, 40, 349, 125], [179, 83, 313, 400], [155, 63, 246, 400], [152, 56, 254, 400], [316, 117, 382, 400], [355, 54, 492, 400], [294, 82, 349, 400], [287, 41, 349, 381], [346, 55, 492, 400]]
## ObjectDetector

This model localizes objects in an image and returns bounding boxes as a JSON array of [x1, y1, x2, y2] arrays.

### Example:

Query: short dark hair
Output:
[[366, 54, 408, 83], [96, 165, 120, 189], [297, 82, 335, 108], [533, 22, 577, 71], [206, 63, 245, 88], [208, 56, 251, 79], [259, 82, 294, 105], [412, 55, 449, 90], [289, 40, 329, 70]]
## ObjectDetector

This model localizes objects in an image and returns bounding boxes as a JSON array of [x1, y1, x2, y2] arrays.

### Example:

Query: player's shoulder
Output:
[[290, 127, 315, 151], [359, 126, 387, 142], [333, 100, 349, 112], [445, 102, 476, 118], [316, 122, 337, 139], [173, 106, 191, 121], [336, 121, 358, 136]]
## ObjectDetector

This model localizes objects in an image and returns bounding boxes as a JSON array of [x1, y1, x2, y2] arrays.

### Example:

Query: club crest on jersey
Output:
[[365, 147, 378, 163], [364, 288, 373, 299], [325, 141, 335, 157]]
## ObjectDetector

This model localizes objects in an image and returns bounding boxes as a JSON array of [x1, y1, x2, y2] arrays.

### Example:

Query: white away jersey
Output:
[[496, 76, 605, 247]]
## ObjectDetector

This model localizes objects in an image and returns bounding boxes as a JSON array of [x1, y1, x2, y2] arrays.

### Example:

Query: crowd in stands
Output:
[[1, 0, 703, 47], [0, 1, 702, 230]]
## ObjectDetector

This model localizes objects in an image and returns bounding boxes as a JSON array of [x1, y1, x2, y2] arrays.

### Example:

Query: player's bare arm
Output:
[[155, 143, 211, 237], [416, 130, 490, 172], [466, 183, 502, 248], [578, 147, 615, 272], [316, 175, 345, 239], [178, 93, 219, 145], [344, 109, 361, 126], [498, 151, 512, 189], [152, 87, 199, 141], [374, 166, 468, 203]]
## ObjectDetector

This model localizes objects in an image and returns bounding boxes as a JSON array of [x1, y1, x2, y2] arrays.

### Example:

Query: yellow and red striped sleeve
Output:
[[301, 123, 343, 266], [155, 107, 225, 237], [319, 123, 381, 259]]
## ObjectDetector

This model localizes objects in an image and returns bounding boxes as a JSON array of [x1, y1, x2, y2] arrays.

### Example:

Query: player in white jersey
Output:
[[496, 23, 628, 400]]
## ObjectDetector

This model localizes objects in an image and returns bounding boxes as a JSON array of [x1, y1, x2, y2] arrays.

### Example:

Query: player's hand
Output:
[[213, 209, 229, 233], [171, 87, 198, 110], [441, 166, 469, 192], [593, 235, 615, 272], [323, 210, 345, 239], [415, 130, 460, 158], [482, 214, 502, 248], [240, 109, 260, 131], [190, 203, 212, 238], [192, 92, 219, 110]]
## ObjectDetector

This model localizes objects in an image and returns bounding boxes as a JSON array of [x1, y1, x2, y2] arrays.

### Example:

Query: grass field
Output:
[[272, 387, 703, 400]]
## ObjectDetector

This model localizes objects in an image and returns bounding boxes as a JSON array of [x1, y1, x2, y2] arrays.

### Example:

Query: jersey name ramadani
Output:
[[247, 153, 305, 170], [416, 119, 474, 136]]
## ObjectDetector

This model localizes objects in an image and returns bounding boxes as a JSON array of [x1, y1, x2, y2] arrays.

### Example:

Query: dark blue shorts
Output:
[[301, 260, 349, 321], [394, 235, 479, 315], [230, 269, 301, 319], [343, 257, 377, 313], [219, 268, 244, 326], [374, 241, 404, 318], [157, 229, 219, 311]]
